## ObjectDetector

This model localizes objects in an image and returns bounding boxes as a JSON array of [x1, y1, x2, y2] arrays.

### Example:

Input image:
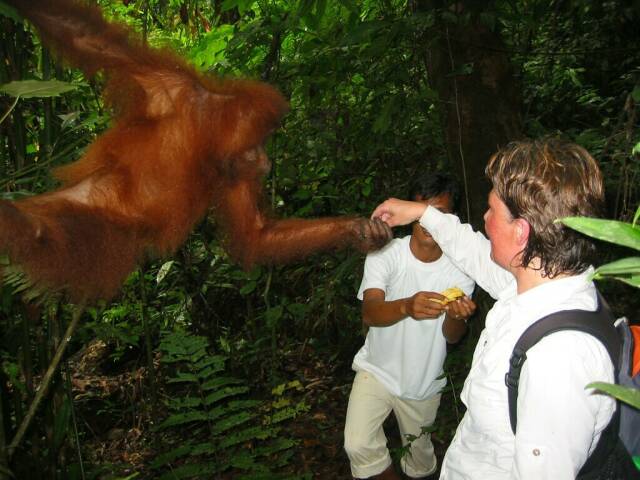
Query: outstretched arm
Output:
[[216, 178, 392, 268]]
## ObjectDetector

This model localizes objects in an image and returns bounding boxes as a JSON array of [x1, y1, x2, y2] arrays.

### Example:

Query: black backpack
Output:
[[505, 293, 640, 479]]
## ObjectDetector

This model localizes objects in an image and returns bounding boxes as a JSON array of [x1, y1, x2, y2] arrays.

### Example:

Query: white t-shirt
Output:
[[354, 236, 475, 400], [419, 206, 615, 480]]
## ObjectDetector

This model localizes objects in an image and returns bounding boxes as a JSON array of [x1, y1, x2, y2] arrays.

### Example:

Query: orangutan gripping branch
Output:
[[1, 0, 391, 302]]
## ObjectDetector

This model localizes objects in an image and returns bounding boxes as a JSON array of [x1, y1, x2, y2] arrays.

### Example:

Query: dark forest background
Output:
[[0, 0, 639, 478]]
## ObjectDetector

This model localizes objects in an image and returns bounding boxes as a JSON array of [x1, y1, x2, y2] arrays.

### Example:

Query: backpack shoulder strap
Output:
[[505, 291, 619, 434]]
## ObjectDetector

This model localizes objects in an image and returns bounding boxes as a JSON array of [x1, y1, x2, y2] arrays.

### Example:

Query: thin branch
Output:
[[7, 304, 85, 459], [0, 97, 19, 126]]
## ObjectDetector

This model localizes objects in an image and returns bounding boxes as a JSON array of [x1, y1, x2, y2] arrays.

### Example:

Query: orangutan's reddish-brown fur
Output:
[[2, 0, 391, 302]]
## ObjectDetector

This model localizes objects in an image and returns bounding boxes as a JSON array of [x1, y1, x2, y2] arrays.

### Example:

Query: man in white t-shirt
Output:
[[344, 173, 476, 480], [372, 138, 616, 479]]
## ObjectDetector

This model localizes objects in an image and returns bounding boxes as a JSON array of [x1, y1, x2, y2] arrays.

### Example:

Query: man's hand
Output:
[[352, 217, 393, 252], [445, 296, 477, 323], [403, 291, 447, 319], [442, 296, 476, 343]]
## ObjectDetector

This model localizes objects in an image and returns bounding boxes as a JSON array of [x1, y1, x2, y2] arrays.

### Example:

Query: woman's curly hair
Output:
[[485, 137, 605, 278]]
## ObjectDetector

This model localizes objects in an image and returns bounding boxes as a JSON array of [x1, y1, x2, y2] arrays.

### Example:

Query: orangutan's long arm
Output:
[[216, 179, 392, 268]]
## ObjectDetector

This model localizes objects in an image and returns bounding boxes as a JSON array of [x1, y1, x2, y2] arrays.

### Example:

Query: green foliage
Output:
[[505, 1, 640, 219], [587, 382, 640, 410], [560, 205, 640, 288], [0, 356, 25, 396], [0, 79, 79, 98], [92, 303, 143, 361], [152, 331, 305, 479], [560, 215, 640, 251], [221, 0, 256, 15], [392, 423, 436, 466], [2, 264, 53, 304], [561, 196, 640, 409]]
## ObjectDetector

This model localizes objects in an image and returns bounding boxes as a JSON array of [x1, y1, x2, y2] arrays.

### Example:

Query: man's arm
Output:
[[362, 288, 448, 327]]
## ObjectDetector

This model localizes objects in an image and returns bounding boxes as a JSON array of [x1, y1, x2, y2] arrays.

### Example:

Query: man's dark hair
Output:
[[408, 172, 460, 209]]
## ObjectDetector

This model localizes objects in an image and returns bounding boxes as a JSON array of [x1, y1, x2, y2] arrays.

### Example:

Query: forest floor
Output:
[[72, 338, 453, 479], [290, 385, 450, 478], [280, 342, 448, 479]]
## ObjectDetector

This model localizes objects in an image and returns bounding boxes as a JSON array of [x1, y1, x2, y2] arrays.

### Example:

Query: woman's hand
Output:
[[371, 198, 428, 227]]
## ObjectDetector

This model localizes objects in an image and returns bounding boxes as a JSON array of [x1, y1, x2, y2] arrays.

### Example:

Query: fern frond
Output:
[[157, 462, 222, 480], [203, 386, 249, 406], [150, 444, 194, 468], [154, 331, 298, 478], [155, 411, 208, 431], [211, 411, 255, 435], [218, 425, 279, 449], [200, 376, 245, 391]]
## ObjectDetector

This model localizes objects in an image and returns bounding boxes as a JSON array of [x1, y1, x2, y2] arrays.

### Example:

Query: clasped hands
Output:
[[403, 291, 476, 321]]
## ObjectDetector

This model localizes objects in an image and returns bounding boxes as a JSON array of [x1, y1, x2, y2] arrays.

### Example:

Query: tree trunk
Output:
[[420, 4, 523, 227]]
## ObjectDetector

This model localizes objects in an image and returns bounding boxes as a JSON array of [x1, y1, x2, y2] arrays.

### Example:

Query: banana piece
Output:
[[431, 286, 465, 305]]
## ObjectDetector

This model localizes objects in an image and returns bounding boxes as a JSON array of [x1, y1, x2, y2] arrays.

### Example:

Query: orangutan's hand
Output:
[[352, 217, 393, 252]]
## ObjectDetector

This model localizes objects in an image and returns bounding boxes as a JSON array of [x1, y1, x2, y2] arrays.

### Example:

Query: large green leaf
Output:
[[587, 382, 640, 409], [594, 257, 640, 276], [611, 275, 640, 288], [592, 256, 640, 287], [0, 80, 78, 98], [559, 217, 640, 251]]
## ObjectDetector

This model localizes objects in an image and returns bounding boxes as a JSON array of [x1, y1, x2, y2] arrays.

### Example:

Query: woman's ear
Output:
[[514, 218, 531, 247]]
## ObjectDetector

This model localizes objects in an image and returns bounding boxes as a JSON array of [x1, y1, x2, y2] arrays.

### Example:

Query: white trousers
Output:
[[344, 370, 441, 479]]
